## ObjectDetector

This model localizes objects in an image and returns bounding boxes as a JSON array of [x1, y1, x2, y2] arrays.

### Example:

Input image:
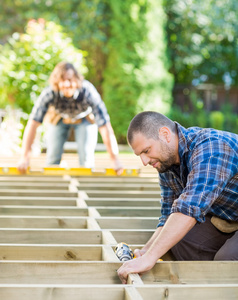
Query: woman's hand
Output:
[[17, 157, 30, 174], [113, 158, 124, 175]]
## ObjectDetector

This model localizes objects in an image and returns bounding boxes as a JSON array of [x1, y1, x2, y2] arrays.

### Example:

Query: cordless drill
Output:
[[114, 242, 134, 261]]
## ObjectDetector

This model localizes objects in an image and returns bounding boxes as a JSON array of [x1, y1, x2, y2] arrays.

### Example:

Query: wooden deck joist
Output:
[[0, 261, 237, 285], [0, 284, 237, 300], [0, 197, 77, 206], [0, 216, 88, 228], [0, 155, 237, 299], [0, 229, 103, 244], [95, 207, 161, 217], [84, 198, 160, 207], [0, 206, 89, 216], [0, 216, 159, 230]]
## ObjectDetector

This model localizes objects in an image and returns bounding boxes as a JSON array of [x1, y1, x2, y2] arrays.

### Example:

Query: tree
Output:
[[0, 1, 173, 143], [164, 0, 238, 86]]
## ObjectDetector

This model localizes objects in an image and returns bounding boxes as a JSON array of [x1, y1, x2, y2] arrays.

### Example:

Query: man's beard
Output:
[[154, 157, 178, 173], [155, 161, 173, 173], [154, 144, 178, 173]]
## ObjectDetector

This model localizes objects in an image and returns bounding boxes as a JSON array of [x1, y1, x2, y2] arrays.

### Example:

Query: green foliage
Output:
[[101, 0, 146, 143], [0, 1, 174, 144], [103, 0, 173, 143], [164, 0, 238, 87], [168, 90, 209, 128], [0, 19, 86, 113], [209, 111, 224, 130], [167, 91, 238, 133], [136, 0, 174, 115], [219, 103, 238, 133]]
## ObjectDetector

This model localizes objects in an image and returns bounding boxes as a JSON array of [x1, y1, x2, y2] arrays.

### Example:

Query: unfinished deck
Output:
[[0, 153, 237, 300]]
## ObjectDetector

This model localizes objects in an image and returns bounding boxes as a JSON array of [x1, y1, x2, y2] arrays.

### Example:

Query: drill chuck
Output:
[[114, 242, 134, 261]]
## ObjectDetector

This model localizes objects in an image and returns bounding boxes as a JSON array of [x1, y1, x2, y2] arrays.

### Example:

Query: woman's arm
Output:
[[18, 119, 41, 173], [98, 122, 123, 175]]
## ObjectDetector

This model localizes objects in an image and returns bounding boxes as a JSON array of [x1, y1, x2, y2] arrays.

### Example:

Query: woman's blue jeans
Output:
[[45, 118, 98, 168]]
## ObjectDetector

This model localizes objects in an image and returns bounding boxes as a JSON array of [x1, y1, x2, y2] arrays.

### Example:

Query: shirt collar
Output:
[[175, 122, 190, 159], [59, 89, 80, 99]]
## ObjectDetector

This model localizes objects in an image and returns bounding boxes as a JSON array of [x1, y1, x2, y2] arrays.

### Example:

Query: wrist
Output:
[[144, 251, 159, 267], [22, 153, 30, 160]]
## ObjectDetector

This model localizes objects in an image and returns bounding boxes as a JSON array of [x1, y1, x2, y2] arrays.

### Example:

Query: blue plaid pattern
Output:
[[30, 80, 110, 127], [157, 123, 238, 227]]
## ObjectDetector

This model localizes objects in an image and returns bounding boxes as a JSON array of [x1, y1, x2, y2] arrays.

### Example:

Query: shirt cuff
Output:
[[157, 216, 168, 228], [171, 202, 205, 223]]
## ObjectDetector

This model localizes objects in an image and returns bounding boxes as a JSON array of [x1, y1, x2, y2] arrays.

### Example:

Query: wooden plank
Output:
[[0, 182, 69, 190], [0, 285, 126, 300], [82, 190, 161, 198], [137, 285, 238, 300], [88, 207, 102, 218], [96, 207, 161, 217], [0, 154, 236, 299], [102, 231, 118, 245], [0, 197, 77, 206], [110, 230, 154, 245], [0, 261, 237, 285], [0, 206, 88, 216], [77, 177, 158, 184], [0, 245, 102, 261], [0, 229, 102, 244], [86, 217, 101, 230], [141, 261, 238, 284], [0, 216, 88, 229], [0, 262, 123, 284], [85, 198, 160, 207], [0, 189, 77, 197], [102, 245, 118, 262], [96, 217, 158, 230], [125, 286, 144, 300], [78, 183, 160, 191], [127, 274, 144, 285], [0, 176, 70, 183]]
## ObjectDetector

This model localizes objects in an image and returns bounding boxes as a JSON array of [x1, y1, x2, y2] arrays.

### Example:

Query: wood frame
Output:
[[0, 161, 237, 300]]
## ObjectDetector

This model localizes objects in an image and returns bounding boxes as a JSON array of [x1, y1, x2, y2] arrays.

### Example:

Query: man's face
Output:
[[130, 132, 178, 173], [58, 69, 78, 98]]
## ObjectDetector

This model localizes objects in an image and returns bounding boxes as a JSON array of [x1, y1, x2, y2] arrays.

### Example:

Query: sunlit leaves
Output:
[[0, 19, 86, 113], [165, 0, 238, 85]]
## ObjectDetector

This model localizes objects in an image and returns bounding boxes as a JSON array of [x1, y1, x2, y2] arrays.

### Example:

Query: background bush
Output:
[[0, 0, 237, 146], [0, 19, 86, 114]]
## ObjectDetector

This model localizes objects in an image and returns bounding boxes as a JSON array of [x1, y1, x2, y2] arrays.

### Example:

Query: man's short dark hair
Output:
[[127, 111, 176, 145]]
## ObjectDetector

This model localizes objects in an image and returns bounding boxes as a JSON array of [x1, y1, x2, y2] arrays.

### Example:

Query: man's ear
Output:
[[158, 127, 171, 142]]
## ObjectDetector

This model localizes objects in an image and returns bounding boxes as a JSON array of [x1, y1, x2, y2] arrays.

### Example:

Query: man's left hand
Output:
[[117, 255, 155, 284]]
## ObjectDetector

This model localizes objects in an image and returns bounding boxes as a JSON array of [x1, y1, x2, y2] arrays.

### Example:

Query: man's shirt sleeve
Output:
[[30, 87, 54, 123], [158, 138, 238, 225]]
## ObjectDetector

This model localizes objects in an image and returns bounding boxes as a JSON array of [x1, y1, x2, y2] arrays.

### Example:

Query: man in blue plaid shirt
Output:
[[118, 111, 238, 284], [18, 62, 123, 174]]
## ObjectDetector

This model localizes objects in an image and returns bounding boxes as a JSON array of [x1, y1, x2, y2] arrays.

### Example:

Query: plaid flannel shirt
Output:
[[30, 80, 110, 127], [157, 123, 238, 227]]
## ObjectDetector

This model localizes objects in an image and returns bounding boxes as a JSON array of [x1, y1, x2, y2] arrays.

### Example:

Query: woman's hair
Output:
[[49, 61, 84, 91], [127, 111, 176, 145]]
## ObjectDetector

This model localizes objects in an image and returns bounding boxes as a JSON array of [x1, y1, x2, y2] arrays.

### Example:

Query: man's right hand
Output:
[[17, 157, 30, 174], [133, 248, 146, 258]]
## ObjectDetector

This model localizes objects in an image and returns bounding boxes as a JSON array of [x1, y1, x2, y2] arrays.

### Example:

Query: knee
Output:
[[214, 247, 238, 261], [214, 232, 238, 261]]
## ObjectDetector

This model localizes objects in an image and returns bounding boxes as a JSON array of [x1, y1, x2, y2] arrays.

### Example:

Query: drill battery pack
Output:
[[114, 242, 134, 261]]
